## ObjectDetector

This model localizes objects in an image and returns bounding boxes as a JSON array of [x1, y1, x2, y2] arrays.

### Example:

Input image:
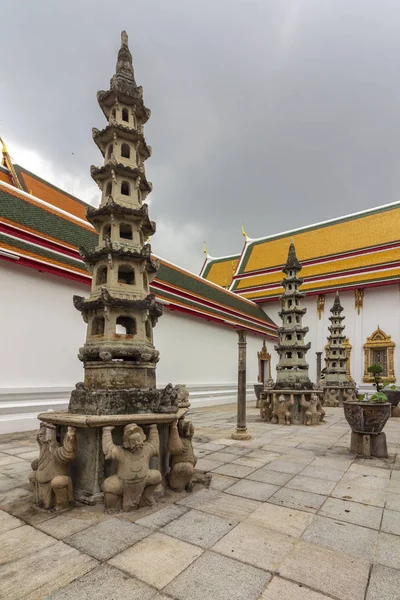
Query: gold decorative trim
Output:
[[343, 337, 352, 381], [354, 288, 364, 315], [316, 294, 325, 320], [363, 326, 396, 383], [257, 340, 272, 382]]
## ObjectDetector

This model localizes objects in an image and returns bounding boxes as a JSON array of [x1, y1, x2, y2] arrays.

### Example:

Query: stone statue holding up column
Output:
[[29, 423, 76, 510], [102, 423, 162, 512], [168, 418, 197, 492]]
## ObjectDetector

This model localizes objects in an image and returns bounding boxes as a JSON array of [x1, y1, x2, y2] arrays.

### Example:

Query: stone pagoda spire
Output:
[[275, 240, 312, 390], [260, 241, 324, 426], [70, 31, 164, 410], [323, 293, 356, 406], [34, 32, 195, 509]]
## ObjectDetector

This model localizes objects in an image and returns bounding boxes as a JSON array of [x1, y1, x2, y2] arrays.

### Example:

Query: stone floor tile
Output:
[[309, 456, 352, 472], [319, 497, 383, 529], [194, 458, 224, 472], [221, 445, 252, 456], [366, 564, 400, 600], [0, 475, 21, 493], [269, 487, 326, 513], [246, 467, 294, 486], [16, 450, 39, 461], [0, 524, 56, 565], [49, 564, 155, 599], [2, 496, 58, 525], [213, 438, 239, 446], [36, 513, 101, 539], [209, 474, 238, 490], [204, 451, 237, 463], [164, 551, 271, 600], [212, 463, 256, 478], [279, 541, 370, 600], [0, 460, 32, 478], [260, 576, 333, 599], [225, 479, 278, 501], [390, 470, 400, 481], [247, 502, 314, 537], [267, 460, 307, 475], [0, 541, 97, 600], [231, 456, 270, 468], [135, 504, 188, 530], [332, 483, 387, 507], [384, 492, 400, 512], [0, 442, 29, 452], [300, 465, 345, 482], [0, 509, 23, 533], [302, 515, 378, 560], [388, 479, 400, 494], [285, 475, 335, 495], [212, 521, 296, 570], [198, 443, 227, 451], [189, 491, 259, 522], [161, 508, 234, 547], [0, 454, 27, 467], [381, 508, 400, 535], [375, 532, 400, 569], [347, 463, 391, 478], [109, 532, 203, 589], [340, 472, 390, 490], [66, 518, 150, 560], [176, 488, 220, 509]]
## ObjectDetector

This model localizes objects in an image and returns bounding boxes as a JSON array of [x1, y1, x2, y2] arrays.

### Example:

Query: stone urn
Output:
[[343, 401, 391, 435], [385, 391, 400, 408]]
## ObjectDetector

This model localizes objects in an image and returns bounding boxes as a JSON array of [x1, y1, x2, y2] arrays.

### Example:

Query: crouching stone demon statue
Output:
[[29, 423, 76, 510], [168, 418, 197, 492], [102, 423, 162, 512]]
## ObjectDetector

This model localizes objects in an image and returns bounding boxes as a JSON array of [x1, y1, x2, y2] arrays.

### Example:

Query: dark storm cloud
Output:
[[2, 0, 400, 271]]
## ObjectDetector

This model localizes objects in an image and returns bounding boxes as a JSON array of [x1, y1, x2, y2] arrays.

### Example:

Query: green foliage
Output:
[[369, 391, 388, 403], [367, 363, 384, 392]]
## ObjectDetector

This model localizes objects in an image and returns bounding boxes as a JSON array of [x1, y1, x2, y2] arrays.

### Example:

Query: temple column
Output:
[[232, 330, 252, 440]]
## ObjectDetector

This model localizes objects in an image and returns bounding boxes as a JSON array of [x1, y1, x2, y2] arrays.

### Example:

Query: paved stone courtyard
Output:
[[0, 403, 399, 599]]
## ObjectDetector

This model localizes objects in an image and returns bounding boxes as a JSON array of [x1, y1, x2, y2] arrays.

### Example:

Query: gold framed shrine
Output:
[[257, 340, 272, 384], [363, 326, 396, 383]]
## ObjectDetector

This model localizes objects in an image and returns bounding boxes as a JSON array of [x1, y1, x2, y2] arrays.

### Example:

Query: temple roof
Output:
[[202, 201, 400, 301], [200, 254, 240, 288], [0, 168, 277, 338]]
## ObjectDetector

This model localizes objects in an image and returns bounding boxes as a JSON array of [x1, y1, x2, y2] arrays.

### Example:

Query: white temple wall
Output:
[[0, 261, 266, 433], [261, 284, 400, 390]]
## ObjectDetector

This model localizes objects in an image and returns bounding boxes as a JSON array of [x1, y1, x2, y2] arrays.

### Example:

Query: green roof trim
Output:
[[0, 233, 86, 271], [0, 189, 97, 250], [157, 261, 275, 327]]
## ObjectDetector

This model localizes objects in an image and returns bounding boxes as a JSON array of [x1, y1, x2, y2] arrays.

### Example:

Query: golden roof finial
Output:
[[241, 223, 248, 240], [203, 241, 208, 256]]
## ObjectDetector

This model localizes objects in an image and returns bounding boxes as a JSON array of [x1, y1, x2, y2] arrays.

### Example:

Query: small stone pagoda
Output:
[[322, 293, 356, 406], [260, 241, 324, 425], [32, 32, 195, 510]]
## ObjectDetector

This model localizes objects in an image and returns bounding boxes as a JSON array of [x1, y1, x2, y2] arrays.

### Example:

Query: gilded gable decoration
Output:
[[354, 288, 364, 315], [316, 294, 325, 320], [363, 326, 395, 383]]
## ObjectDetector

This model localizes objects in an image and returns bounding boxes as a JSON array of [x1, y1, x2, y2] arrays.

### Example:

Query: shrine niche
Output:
[[363, 327, 395, 383], [257, 340, 272, 384]]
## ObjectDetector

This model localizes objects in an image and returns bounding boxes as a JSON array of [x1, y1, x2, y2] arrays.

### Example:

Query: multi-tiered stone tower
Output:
[[322, 293, 356, 406], [260, 241, 323, 425], [36, 32, 191, 505]]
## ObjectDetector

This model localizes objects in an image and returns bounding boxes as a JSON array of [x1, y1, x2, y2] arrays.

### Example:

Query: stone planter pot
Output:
[[385, 390, 400, 408], [343, 401, 391, 435]]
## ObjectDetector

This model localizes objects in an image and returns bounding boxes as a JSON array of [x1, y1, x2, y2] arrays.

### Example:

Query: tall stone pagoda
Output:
[[35, 32, 194, 508], [260, 241, 324, 425], [322, 293, 356, 406]]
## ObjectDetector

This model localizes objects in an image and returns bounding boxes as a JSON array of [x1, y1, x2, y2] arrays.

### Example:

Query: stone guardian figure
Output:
[[272, 394, 294, 425], [29, 423, 76, 510], [301, 393, 321, 426], [102, 423, 162, 511], [168, 418, 197, 492]]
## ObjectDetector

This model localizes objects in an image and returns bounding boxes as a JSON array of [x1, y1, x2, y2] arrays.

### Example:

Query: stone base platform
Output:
[[350, 431, 388, 458], [37, 408, 188, 505], [259, 388, 324, 426], [323, 384, 356, 407]]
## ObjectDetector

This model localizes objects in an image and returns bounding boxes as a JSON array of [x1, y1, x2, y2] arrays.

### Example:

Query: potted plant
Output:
[[343, 364, 391, 434], [382, 383, 400, 409]]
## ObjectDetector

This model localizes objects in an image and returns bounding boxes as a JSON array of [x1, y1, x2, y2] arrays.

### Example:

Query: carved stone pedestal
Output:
[[323, 384, 356, 407], [260, 388, 324, 426], [38, 409, 188, 505], [350, 432, 388, 458]]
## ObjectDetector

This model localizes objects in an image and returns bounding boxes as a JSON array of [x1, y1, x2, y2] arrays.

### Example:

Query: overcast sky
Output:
[[2, 0, 400, 273]]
